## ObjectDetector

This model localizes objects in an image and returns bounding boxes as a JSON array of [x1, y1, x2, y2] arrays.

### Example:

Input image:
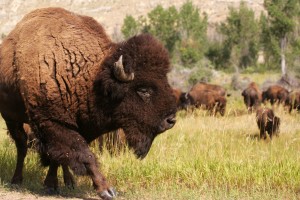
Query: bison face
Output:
[[94, 34, 177, 159]]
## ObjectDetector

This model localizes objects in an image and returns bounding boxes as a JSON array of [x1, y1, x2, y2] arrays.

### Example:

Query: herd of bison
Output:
[[0, 7, 299, 200], [172, 81, 296, 139]]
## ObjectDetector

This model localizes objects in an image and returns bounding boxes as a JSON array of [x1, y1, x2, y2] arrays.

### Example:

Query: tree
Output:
[[178, 1, 208, 65], [264, 0, 300, 75], [147, 5, 179, 53], [217, 3, 260, 70], [121, 15, 140, 39]]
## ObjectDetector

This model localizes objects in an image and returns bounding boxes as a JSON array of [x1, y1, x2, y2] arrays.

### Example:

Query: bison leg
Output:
[[39, 121, 116, 199], [3, 116, 28, 184], [260, 129, 267, 140], [62, 164, 75, 188], [44, 163, 75, 192], [44, 163, 59, 193]]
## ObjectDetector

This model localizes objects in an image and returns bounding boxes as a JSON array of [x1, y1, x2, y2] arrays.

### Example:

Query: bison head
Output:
[[94, 34, 177, 159]]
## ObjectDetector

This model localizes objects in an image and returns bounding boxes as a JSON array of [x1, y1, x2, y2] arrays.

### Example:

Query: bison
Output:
[[256, 108, 280, 140], [286, 91, 300, 113], [190, 82, 228, 97], [262, 85, 289, 106], [187, 89, 227, 116], [172, 88, 189, 111], [241, 82, 262, 112], [98, 129, 127, 155], [0, 7, 176, 199]]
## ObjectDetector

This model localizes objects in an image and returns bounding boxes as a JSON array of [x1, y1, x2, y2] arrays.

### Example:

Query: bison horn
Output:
[[113, 55, 134, 82]]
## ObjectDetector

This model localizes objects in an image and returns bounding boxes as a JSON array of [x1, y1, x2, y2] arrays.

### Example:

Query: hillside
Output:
[[0, 0, 264, 41]]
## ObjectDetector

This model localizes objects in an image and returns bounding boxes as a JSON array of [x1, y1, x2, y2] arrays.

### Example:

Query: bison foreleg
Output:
[[38, 121, 116, 199], [44, 162, 60, 194], [62, 164, 75, 188]]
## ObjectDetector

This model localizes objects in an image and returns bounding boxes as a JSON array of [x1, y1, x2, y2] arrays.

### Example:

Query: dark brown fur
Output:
[[256, 108, 280, 139], [172, 88, 188, 111], [0, 7, 176, 199], [190, 82, 228, 97], [241, 82, 262, 111], [262, 85, 289, 106], [287, 91, 300, 113], [98, 129, 126, 155], [188, 89, 227, 116]]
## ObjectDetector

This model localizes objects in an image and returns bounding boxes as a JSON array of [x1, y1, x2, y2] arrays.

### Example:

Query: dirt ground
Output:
[[0, 188, 96, 200]]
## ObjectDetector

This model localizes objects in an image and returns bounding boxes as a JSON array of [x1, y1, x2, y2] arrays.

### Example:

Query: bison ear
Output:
[[113, 55, 134, 82]]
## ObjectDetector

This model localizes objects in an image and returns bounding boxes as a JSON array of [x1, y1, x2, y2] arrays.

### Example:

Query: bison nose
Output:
[[159, 114, 176, 133], [166, 114, 176, 127]]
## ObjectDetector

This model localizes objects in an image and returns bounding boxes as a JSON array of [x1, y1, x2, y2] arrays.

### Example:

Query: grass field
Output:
[[0, 74, 300, 200]]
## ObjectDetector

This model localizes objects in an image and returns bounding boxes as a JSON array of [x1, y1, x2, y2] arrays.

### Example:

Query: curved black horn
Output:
[[113, 55, 134, 82]]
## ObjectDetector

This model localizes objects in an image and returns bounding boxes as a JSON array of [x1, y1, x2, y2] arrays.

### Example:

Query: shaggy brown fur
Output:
[[241, 82, 262, 112], [0, 7, 176, 199], [188, 89, 227, 116], [287, 91, 300, 113], [190, 82, 228, 97], [98, 129, 126, 155], [262, 85, 289, 106], [256, 108, 280, 139], [172, 88, 188, 111]]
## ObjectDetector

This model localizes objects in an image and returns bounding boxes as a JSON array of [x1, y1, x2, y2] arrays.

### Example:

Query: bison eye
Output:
[[137, 88, 152, 102]]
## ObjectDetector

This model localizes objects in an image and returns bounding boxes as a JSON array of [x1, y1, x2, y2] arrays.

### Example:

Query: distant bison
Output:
[[262, 85, 289, 106], [0, 7, 176, 199], [256, 108, 280, 139], [172, 88, 189, 111], [287, 91, 300, 113], [241, 82, 262, 111], [98, 129, 127, 155], [187, 89, 227, 116], [190, 82, 228, 97]]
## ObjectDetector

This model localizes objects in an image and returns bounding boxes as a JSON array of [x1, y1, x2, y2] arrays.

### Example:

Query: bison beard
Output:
[[0, 7, 176, 200]]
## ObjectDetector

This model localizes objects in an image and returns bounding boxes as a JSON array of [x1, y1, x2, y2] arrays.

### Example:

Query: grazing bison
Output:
[[190, 82, 228, 97], [256, 108, 280, 139], [286, 91, 300, 113], [98, 129, 127, 155], [187, 89, 227, 116], [172, 88, 189, 111], [241, 82, 262, 112], [0, 7, 176, 199], [262, 85, 289, 106]]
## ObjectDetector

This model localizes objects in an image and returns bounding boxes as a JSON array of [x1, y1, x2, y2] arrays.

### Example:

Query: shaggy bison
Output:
[[172, 88, 189, 111], [256, 108, 280, 139], [262, 85, 289, 106], [0, 7, 176, 199], [287, 91, 300, 113], [190, 82, 228, 97], [187, 89, 227, 116], [241, 82, 262, 111]]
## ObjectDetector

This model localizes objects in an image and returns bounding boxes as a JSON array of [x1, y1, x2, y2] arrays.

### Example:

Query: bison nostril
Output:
[[165, 114, 176, 126], [167, 117, 176, 125]]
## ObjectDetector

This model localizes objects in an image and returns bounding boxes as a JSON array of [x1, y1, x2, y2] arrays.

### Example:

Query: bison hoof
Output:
[[64, 175, 76, 189], [44, 187, 60, 195], [11, 176, 23, 185], [99, 187, 117, 200]]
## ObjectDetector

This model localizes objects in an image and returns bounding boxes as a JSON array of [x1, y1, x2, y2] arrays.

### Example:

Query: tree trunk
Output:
[[280, 35, 287, 75]]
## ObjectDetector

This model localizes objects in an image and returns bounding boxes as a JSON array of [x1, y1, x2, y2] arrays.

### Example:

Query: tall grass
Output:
[[0, 91, 300, 199]]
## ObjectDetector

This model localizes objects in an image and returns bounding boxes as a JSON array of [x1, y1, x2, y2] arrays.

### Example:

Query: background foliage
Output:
[[121, 0, 300, 81]]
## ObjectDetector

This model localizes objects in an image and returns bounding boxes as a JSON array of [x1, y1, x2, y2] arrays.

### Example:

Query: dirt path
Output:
[[0, 189, 96, 200]]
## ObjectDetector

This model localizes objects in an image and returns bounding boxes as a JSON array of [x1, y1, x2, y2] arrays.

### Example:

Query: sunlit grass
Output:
[[1, 82, 300, 199]]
